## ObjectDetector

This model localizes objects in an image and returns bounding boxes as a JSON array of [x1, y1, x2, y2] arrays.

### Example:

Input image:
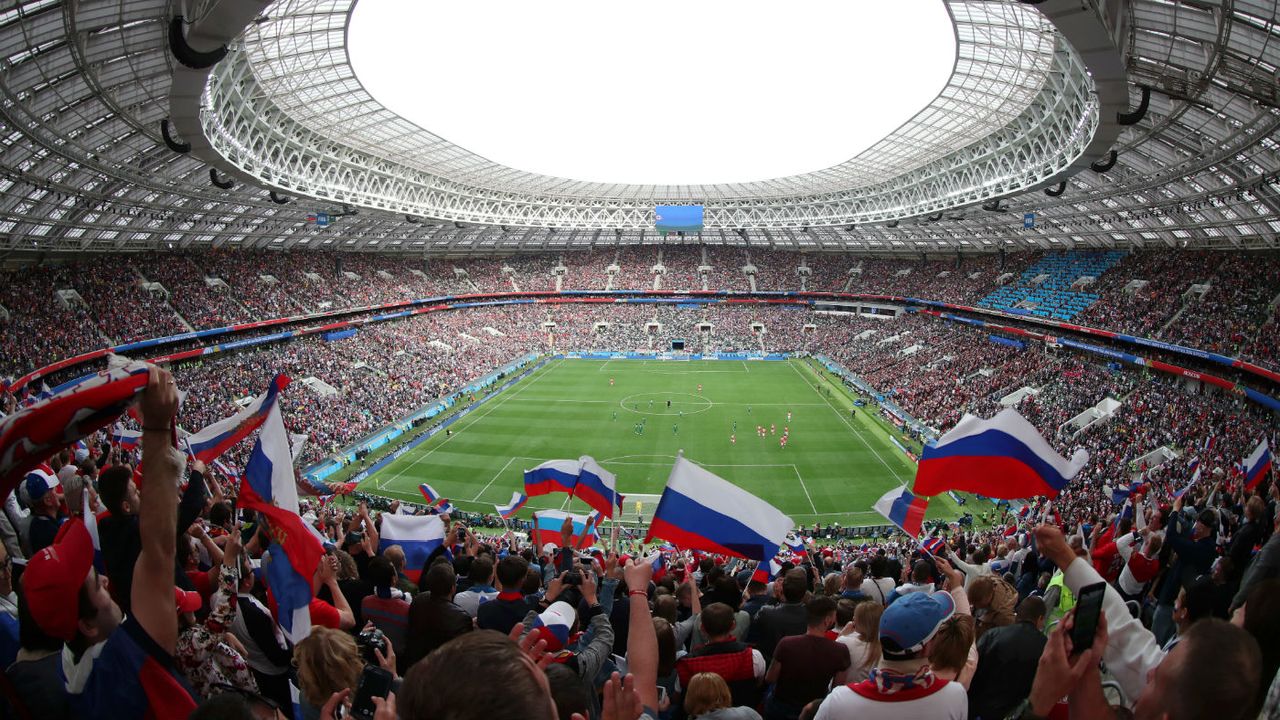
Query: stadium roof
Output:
[[0, 0, 1278, 254]]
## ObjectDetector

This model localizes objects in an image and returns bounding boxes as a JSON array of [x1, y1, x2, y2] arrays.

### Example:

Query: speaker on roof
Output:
[[269, 191, 289, 205], [1044, 182, 1066, 197], [160, 119, 190, 154], [1117, 85, 1150, 126], [168, 16, 228, 69], [1091, 150, 1118, 173], [926, 212, 943, 222], [209, 168, 234, 190], [982, 199, 1008, 212]]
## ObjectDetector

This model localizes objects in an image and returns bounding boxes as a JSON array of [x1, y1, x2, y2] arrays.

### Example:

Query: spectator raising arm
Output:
[[134, 366, 183, 655]]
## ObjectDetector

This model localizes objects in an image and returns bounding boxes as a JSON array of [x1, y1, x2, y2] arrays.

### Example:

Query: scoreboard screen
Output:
[[655, 205, 704, 234]]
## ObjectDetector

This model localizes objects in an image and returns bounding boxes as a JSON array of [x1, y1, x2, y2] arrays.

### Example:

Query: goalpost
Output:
[[601, 492, 664, 541]]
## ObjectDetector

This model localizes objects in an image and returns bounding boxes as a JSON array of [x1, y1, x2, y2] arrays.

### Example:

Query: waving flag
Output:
[[495, 491, 529, 520], [109, 424, 142, 451], [922, 536, 947, 555], [531, 510, 599, 549], [185, 374, 290, 464], [873, 486, 929, 537], [524, 459, 581, 497], [1175, 462, 1203, 500], [645, 452, 793, 562], [0, 360, 151, 504], [418, 483, 446, 506], [914, 408, 1089, 499], [378, 513, 445, 582], [242, 405, 300, 513], [751, 559, 783, 585], [1244, 439, 1273, 492], [1111, 479, 1148, 505], [238, 404, 321, 643], [576, 456, 623, 517], [434, 500, 456, 516], [783, 533, 805, 553]]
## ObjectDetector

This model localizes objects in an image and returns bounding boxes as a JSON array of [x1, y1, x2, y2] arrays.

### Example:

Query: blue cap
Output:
[[24, 471, 58, 503], [879, 591, 956, 657]]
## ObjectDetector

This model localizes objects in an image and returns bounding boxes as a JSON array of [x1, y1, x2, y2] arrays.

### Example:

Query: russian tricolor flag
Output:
[[873, 486, 929, 538], [914, 408, 1089, 500], [109, 424, 141, 451], [524, 459, 581, 497], [783, 533, 805, 553], [645, 453, 793, 562], [922, 536, 947, 556], [1111, 479, 1148, 505], [1244, 439, 1272, 492], [751, 559, 782, 585], [531, 510, 599, 549], [238, 404, 321, 643], [185, 374, 290, 464], [378, 513, 445, 582], [495, 491, 528, 520], [418, 483, 446, 506], [576, 456, 623, 518], [1175, 462, 1203, 499]]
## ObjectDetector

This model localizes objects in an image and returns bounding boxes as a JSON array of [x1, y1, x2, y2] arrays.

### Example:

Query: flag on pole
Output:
[[237, 404, 321, 643], [109, 424, 142, 451], [645, 452, 793, 562], [1110, 479, 1148, 505], [922, 537, 947, 555], [378, 514, 446, 582], [1174, 463, 1202, 499], [523, 459, 581, 497], [495, 491, 529, 520], [0, 360, 151, 504], [184, 374, 290, 464], [913, 408, 1089, 499], [418, 483, 446, 506], [873, 486, 929, 537], [751, 559, 783, 585], [1244, 439, 1273, 492], [576, 456, 623, 517]]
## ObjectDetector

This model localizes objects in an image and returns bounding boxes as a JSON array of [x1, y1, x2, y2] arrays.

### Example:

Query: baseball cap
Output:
[[175, 588, 203, 614], [25, 469, 60, 503], [879, 590, 956, 658], [23, 520, 95, 641]]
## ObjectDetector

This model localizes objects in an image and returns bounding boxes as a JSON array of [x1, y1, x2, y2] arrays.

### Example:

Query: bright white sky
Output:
[[348, 0, 956, 187]]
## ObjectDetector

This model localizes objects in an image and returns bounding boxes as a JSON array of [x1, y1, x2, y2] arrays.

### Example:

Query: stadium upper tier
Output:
[[0, 0, 1277, 250], [3, 248, 1279, 382]]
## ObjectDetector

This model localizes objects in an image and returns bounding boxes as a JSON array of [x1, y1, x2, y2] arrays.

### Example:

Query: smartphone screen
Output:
[[1071, 582, 1107, 654], [351, 666, 394, 719]]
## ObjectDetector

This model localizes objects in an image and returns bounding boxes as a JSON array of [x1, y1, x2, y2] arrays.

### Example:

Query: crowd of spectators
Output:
[[2, 364, 1276, 719]]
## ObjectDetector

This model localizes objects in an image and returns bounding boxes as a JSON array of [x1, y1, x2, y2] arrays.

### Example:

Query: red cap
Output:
[[175, 588, 202, 614], [24, 520, 95, 642]]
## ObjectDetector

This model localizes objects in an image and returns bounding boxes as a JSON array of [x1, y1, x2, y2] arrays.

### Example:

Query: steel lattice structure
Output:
[[0, 0, 1273, 256]]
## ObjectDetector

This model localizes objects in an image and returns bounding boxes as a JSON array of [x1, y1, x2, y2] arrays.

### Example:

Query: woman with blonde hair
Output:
[[836, 601, 882, 683], [683, 672, 762, 720], [293, 627, 365, 720]]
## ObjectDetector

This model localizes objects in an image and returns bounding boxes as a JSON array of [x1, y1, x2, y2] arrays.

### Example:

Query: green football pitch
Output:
[[355, 357, 976, 526]]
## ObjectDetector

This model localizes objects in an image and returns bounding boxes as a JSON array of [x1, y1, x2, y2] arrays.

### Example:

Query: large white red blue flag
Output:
[[576, 456, 624, 518], [645, 452, 793, 562], [237, 403, 320, 642], [524, 459, 581, 497], [378, 513, 445, 582], [0, 361, 151, 503], [532, 510, 599, 549], [185, 374, 290, 464], [914, 408, 1089, 500], [873, 486, 929, 537], [1244, 439, 1272, 492]]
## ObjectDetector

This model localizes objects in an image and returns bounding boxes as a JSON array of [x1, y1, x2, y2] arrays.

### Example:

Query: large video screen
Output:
[[655, 205, 704, 234]]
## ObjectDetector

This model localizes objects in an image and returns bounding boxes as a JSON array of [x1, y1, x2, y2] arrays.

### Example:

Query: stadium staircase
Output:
[[976, 251, 1125, 321]]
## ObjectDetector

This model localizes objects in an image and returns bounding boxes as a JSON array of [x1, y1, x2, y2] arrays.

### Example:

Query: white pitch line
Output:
[[470, 456, 519, 502], [791, 464, 818, 514], [501, 398, 826, 407], [785, 359, 911, 486], [377, 359, 561, 490]]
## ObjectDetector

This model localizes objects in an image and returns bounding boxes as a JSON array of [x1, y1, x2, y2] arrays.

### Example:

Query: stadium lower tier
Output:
[[3, 247, 1280, 383], [27, 302, 1273, 535]]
